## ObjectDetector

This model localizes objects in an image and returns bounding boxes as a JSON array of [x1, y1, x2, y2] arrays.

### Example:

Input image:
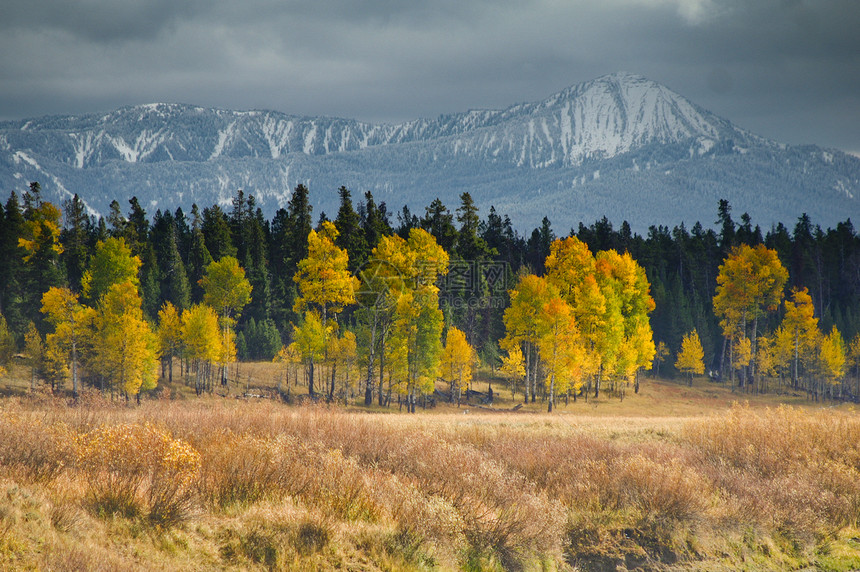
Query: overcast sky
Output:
[[1, 0, 858, 154]]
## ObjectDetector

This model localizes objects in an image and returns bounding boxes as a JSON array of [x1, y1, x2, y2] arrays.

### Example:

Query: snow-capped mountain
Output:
[[1, 72, 858, 231]]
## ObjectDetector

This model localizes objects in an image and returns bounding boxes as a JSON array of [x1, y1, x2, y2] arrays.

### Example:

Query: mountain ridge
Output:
[[1, 72, 858, 232]]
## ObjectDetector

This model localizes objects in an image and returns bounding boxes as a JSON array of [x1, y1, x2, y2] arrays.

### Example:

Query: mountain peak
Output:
[[497, 72, 731, 165]]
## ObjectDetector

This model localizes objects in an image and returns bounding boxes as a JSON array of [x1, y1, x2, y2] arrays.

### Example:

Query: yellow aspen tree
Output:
[[500, 345, 526, 400], [18, 199, 63, 263], [157, 302, 183, 384], [406, 227, 450, 285], [181, 304, 222, 395], [629, 320, 657, 393], [217, 327, 237, 389], [441, 326, 476, 406], [292, 310, 328, 396], [356, 233, 414, 406], [545, 236, 609, 398], [537, 296, 584, 412], [92, 281, 159, 401], [293, 221, 357, 397], [392, 284, 445, 412], [397, 229, 449, 412], [502, 273, 555, 403], [41, 286, 95, 398], [200, 256, 252, 386], [322, 324, 357, 402], [733, 336, 752, 386], [779, 287, 818, 390], [772, 325, 795, 382], [42, 333, 70, 390], [596, 249, 656, 395], [755, 334, 777, 392], [81, 237, 141, 304], [676, 329, 705, 386], [383, 321, 410, 404], [713, 244, 787, 390], [819, 326, 846, 398], [358, 228, 449, 409], [294, 221, 358, 321], [18, 188, 64, 314]]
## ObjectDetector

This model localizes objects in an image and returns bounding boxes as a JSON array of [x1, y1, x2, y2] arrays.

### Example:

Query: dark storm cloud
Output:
[[0, 0, 857, 152], [0, 0, 206, 42]]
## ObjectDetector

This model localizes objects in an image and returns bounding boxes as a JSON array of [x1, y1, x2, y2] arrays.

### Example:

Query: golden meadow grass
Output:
[[1, 395, 859, 570]]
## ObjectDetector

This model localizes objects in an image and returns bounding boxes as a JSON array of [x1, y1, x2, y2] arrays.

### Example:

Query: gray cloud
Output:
[[0, 0, 858, 152]]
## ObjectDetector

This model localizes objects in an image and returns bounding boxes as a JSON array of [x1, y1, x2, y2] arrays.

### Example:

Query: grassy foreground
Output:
[[1, 376, 860, 570]]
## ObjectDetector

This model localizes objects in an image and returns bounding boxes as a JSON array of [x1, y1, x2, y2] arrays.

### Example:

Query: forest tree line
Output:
[[0, 182, 858, 404]]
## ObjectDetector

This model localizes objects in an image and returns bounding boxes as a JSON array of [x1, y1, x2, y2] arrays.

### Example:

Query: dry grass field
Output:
[[1, 364, 859, 571]]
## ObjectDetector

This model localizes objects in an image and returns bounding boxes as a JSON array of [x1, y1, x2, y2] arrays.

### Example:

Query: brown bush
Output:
[[683, 404, 860, 533], [0, 412, 76, 483]]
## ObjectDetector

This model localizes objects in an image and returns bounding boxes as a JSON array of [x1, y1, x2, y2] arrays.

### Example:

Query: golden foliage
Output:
[[75, 422, 200, 523], [675, 329, 705, 378], [441, 326, 476, 398]]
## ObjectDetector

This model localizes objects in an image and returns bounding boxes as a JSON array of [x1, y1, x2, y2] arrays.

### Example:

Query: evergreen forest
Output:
[[1, 181, 858, 406]]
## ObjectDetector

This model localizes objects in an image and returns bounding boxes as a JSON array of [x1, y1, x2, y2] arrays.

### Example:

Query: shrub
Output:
[[0, 412, 75, 483], [75, 423, 200, 526]]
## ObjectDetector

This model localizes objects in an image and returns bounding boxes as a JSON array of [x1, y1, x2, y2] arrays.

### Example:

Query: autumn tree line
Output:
[[0, 182, 858, 405]]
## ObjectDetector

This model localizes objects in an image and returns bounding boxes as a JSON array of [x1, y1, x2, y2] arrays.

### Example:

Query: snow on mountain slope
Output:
[[0, 73, 738, 169], [0, 73, 858, 232]]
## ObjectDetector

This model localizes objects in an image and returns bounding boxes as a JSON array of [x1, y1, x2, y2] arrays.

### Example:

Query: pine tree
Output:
[[455, 192, 493, 262], [362, 191, 393, 250], [60, 194, 91, 293], [334, 186, 368, 271], [420, 198, 457, 254], [525, 217, 554, 274], [201, 204, 236, 262], [186, 204, 212, 303], [241, 200, 271, 323], [0, 192, 27, 335]]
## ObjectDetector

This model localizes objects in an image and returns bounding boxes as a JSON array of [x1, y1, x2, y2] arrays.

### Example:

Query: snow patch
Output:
[[13, 151, 40, 169], [835, 180, 854, 199], [698, 138, 715, 155], [303, 124, 317, 154], [261, 117, 292, 159], [211, 122, 236, 160]]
